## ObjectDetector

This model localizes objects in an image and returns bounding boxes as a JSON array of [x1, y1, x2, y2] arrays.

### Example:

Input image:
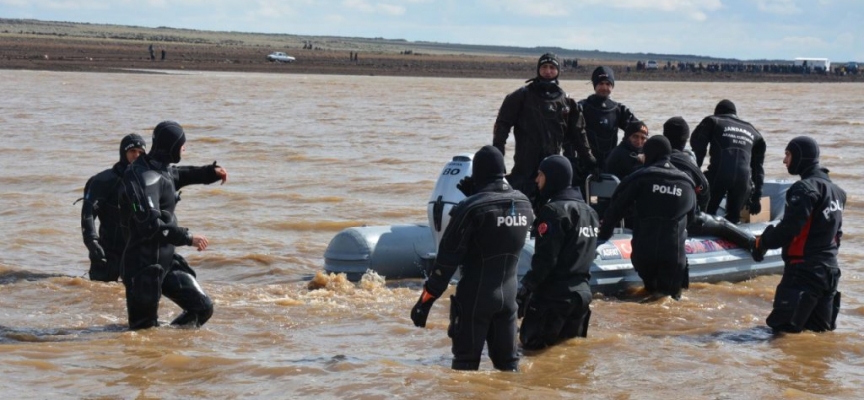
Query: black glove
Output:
[[410, 287, 438, 327], [748, 193, 762, 215], [516, 284, 532, 319], [457, 176, 475, 197], [751, 225, 773, 262], [85, 239, 106, 263]]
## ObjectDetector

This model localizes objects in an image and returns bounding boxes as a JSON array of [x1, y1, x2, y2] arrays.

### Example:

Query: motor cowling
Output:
[[426, 154, 472, 250]]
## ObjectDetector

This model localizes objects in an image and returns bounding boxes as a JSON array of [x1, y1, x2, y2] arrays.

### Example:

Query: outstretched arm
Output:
[[173, 162, 227, 189]]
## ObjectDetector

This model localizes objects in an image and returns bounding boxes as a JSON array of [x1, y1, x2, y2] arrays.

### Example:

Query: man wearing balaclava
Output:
[[604, 120, 648, 182], [517, 155, 598, 350], [578, 66, 639, 174], [120, 120, 228, 330], [690, 99, 766, 223], [493, 53, 595, 201], [598, 136, 697, 300], [80, 134, 147, 282], [753, 136, 845, 333], [410, 145, 534, 371]]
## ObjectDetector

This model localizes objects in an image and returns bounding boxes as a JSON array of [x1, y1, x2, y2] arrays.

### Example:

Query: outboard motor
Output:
[[426, 154, 472, 250]]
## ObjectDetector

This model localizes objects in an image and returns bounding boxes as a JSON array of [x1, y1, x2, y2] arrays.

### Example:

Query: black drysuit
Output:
[[761, 166, 845, 332], [520, 187, 597, 349], [81, 161, 131, 282], [690, 113, 766, 223], [599, 157, 697, 298], [121, 154, 222, 330], [578, 94, 637, 169], [425, 180, 534, 371], [604, 139, 643, 182], [493, 82, 594, 199]]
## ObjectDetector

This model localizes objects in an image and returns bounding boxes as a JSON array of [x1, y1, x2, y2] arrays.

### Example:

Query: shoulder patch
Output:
[[537, 222, 548, 237]]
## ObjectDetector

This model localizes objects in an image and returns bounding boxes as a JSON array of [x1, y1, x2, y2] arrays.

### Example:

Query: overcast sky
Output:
[[2, 0, 861, 62]]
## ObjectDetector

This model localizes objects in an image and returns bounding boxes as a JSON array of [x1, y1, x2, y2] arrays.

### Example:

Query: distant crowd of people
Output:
[[632, 60, 858, 76]]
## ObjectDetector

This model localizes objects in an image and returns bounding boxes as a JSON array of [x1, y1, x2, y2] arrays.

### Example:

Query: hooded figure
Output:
[[605, 120, 647, 181], [690, 99, 766, 223], [80, 133, 148, 282], [120, 121, 226, 330], [755, 136, 846, 333], [517, 155, 598, 350], [579, 66, 638, 169], [493, 54, 594, 200], [598, 135, 697, 299], [411, 145, 534, 371]]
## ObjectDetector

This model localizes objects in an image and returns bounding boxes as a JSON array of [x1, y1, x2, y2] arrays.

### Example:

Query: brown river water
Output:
[[1, 70, 863, 399]]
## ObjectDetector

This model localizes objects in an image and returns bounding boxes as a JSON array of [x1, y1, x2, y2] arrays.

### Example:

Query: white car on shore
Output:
[[267, 52, 295, 63]]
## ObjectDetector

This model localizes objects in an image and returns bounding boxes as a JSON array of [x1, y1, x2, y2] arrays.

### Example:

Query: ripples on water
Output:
[[1, 70, 863, 398]]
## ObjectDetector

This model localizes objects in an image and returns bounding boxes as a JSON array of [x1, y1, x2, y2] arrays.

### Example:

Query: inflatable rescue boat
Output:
[[324, 154, 787, 294]]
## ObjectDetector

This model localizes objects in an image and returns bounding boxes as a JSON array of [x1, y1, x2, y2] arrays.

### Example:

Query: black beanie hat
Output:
[[591, 66, 615, 87], [151, 121, 186, 164], [643, 135, 672, 166], [538, 155, 572, 196], [785, 136, 820, 175], [623, 120, 647, 140], [662, 117, 690, 150], [119, 133, 146, 163], [714, 99, 737, 115], [472, 145, 506, 185]]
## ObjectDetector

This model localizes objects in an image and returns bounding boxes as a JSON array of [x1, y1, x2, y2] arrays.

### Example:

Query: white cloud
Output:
[[341, 0, 406, 16], [756, 0, 802, 14]]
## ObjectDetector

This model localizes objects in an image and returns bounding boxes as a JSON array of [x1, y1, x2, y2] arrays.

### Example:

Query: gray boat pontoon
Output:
[[324, 154, 788, 295]]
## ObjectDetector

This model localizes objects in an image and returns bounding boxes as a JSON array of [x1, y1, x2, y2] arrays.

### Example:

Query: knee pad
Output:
[[447, 295, 461, 339]]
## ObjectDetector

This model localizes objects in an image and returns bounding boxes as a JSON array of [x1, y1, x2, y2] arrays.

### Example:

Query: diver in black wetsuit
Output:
[[690, 99, 766, 223], [493, 53, 595, 201], [598, 136, 697, 299], [753, 136, 846, 333], [80, 134, 147, 282], [120, 121, 228, 330], [663, 117, 759, 253], [517, 155, 598, 350], [604, 120, 648, 182], [410, 145, 534, 371], [578, 66, 638, 170]]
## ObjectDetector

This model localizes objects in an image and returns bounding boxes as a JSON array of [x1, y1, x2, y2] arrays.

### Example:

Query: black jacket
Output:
[[604, 140, 642, 182], [425, 180, 534, 309], [690, 113, 766, 197], [523, 188, 598, 296], [599, 158, 697, 267], [81, 161, 128, 256], [761, 166, 845, 267], [578, 94, 637, 167], [493, 83, 594, 190]]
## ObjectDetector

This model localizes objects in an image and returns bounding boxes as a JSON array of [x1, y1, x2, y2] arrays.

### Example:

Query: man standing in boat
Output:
[[578, 66, 639, 175], [753, 136, 845, 333], [410, 145, 534, 371], [517, 155, 598, 349], [80, 134, 147, 282], [120, 121, 227, 330], [492, 53, 595, 202], [690, 99, 766, 223], [598, 136, 697, 300]]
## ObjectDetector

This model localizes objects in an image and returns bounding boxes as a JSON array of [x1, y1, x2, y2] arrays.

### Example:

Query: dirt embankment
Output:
[[0, 26, 860, 83]]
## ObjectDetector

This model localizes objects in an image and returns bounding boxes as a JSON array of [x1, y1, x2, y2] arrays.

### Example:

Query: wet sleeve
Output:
[[492, 89, 525, 156], [750, 134, 766, 196], [522, 206, 565, 291], [690, 118, 713, 167], [81, 176, 99, 242], [563, 100, 596, 168], [598, 176, 639, 240], [173, 163, 221, 189], [123, 170, 193, 246], [425, 202, 476, 297], [760, 181, 817, 249]]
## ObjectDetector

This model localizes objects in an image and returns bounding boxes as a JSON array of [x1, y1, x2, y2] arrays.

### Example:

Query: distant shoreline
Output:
[[1, 19, 860, 83]]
